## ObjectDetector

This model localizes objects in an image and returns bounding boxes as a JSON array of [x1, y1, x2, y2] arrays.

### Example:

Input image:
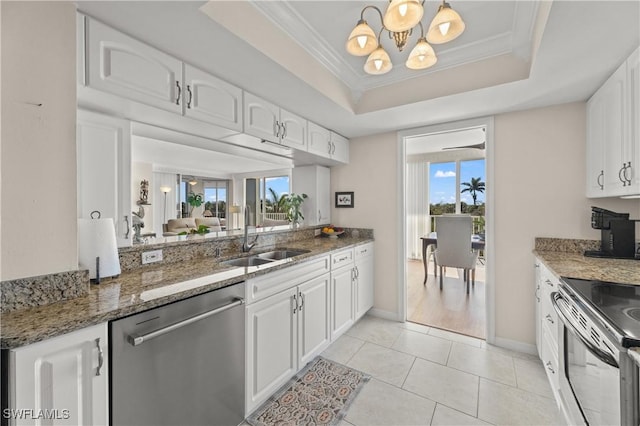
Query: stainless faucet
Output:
[[242, 205, 259, 252]]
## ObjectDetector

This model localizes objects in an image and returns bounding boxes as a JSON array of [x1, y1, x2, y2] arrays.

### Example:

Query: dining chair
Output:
[[433, 215, 479, 294]]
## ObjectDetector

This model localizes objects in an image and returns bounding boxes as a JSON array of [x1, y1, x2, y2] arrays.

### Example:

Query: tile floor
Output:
[[321, 315, 566, 426]]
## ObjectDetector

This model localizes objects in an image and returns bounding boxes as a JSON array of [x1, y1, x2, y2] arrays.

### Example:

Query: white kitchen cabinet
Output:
[[586, 46, 640, 197], [183, 64, 243, 131], [243, 92, 307, 149], [9, 323, 108, 426], [330, 249, 356, 340], [245, 287, 298, 415], [330, 131, 350, 164], [77, 110, 132, 247], [354, 243, 374, 320], [534, 259, 561, 399], [85, 17, 183, 114], [292, 165, 331, 226], [297, 275, 331, 367]]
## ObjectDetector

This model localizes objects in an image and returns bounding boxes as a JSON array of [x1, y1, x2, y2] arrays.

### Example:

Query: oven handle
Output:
[[551, 292, 619, 368]]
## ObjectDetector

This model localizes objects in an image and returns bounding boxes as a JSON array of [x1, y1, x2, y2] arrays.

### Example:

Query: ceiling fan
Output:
[[442, 141, 485, 150]]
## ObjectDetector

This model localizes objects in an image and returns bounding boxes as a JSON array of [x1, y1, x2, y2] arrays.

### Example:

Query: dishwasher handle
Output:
[[128, 297, 245, 347]]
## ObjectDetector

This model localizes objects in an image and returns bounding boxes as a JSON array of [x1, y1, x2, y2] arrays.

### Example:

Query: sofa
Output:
[[195, 217, 222, 232], [163, 218, 197, 236]]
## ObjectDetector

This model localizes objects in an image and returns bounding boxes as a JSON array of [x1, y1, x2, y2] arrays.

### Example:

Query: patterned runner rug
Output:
[[246, 357, 370, 426]]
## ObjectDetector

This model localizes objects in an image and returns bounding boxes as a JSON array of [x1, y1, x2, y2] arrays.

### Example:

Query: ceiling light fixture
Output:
[[346, 0, 465, 75], [188, 177, 198, 186]]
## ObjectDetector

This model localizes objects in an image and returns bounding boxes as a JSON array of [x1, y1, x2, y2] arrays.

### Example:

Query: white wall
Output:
[[331, 102, 640, 345], [1, 2, 77, 280], [331, 132, 399, 317]]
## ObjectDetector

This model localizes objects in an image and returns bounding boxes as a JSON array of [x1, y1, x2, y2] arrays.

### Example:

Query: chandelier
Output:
[[346, 0, 465, 75]]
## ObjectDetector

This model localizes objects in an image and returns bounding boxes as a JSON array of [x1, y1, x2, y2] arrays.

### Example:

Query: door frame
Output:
[[396, 116, 496, 344]]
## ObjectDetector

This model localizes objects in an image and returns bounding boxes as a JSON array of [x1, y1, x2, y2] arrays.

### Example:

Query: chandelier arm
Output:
[[418, 21, 425, 38], [360, 5, 385, 28]]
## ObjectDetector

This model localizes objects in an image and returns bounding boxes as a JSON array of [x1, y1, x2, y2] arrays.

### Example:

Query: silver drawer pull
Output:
[[545, 279, 554, 287], [545, 361, 555, 374], [95, 338, 104, 376], [128, 298, 244, 346], [545, 314, 554, 324]]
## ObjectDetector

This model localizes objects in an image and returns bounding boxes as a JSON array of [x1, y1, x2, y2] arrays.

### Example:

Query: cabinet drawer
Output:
[[354, 242, 374, 260], [541, 293, 559, 350], [246, 256, 330, 304], [331, 249, 354, 270]]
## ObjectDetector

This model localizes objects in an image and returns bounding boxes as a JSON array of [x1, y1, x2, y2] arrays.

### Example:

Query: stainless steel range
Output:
[[552, 278, 640, 425]]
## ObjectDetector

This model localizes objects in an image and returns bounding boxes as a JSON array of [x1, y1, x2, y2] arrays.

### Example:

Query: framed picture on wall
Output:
[[335, 192, 354, 208]]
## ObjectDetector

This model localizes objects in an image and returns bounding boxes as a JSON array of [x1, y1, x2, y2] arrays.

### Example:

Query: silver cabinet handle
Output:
[[545, 279, 553, 288], [355, 266, 360, 278], [545, 361, 555, 374], [619, 165, 627, 186], [281, 123, 287, 140], [95, 338, 104, 376], [545, 314, 554, 324], [535, 284, 540, 302], [175, 81, 181, 105], [293, 293, 297, 314], [597, 170, 604, 190], [128, 297, 244, 346], [318, 209, 321, 222], [624, 162, 632, 185], [327, 140, 332, 154], [124, 215, 130, 239], [186, 84, 193, 109], [274, 120, 280, 138], [299, 292, 304, 311]]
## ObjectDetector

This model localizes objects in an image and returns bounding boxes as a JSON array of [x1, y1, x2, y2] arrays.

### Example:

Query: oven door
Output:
[[552, 292, 621, 425]]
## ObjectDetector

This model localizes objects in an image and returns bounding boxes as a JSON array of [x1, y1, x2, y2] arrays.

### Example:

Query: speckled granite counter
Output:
[[533, 237, 640, 285], [1, 236, 372, 349]]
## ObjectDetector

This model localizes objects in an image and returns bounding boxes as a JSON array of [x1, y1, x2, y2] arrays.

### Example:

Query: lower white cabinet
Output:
[[330, 264, 355, 340], [245, 273, 331, 415], [354, 243, 374, 320], [8, 323, 108, 426]]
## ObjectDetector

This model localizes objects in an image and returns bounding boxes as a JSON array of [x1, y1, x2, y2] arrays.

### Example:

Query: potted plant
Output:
[[285, 193, 308, 226], [187, 192, 204, 217]]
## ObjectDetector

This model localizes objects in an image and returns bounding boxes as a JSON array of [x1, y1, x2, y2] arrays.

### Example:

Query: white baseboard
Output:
[[493, 336, 537, 355], [367, 308, 401, 322]]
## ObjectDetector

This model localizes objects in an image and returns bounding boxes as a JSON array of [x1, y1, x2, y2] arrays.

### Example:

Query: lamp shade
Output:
[[364, 46, 393, 75], [406, 38, 437, 69], [383, 0, 424, 32], [78, 218, 121, 280], [346, 20, 378, 56], [427, 2, 465, 44]]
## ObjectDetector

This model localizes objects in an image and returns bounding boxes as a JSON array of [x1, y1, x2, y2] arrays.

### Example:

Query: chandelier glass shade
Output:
[[346, 0, 465, 75]]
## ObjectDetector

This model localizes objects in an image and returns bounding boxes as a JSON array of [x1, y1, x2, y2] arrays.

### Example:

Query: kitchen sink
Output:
[[222, 249, 310, 268], [257, 249, 310, 260], [222, 257, 274, 267]]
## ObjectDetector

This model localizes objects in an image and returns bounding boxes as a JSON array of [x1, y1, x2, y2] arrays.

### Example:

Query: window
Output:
[[429, 162, 456, 215], [246, 175, 290, 225], [204, 180, 229, 218]]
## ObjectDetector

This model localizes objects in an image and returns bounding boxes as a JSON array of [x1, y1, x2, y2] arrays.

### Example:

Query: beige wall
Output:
[[332, 102, 640, 345], [1, 2, 77, 281], [331, 132, 399, 316]]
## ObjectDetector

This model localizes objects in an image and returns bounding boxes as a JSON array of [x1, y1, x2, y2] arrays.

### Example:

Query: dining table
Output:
[[420, 235, 486, 284]]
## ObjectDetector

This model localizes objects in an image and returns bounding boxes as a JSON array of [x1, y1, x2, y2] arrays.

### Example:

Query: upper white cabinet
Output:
[[243, 92, 307, 149], [77, 110, 132, 247], [83, 16, 242, 131], [85, 17, 183, 114], [307, 121, 350, 164], [292, 165, 331, 226], [183, 64, 243, 131], [9, 323, 108, 426], [587, 46, 640, 197]]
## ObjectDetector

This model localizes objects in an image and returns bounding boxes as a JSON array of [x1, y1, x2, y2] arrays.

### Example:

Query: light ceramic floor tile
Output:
[[345, 315, 404, 347], [431, 404, 493, 425], [346, 342, 415, 387], [337, 420, 355, 426], [447, 342, 517, 387], [345, 378, 436, 425], [402, 357, 479, 417], [480, 341, 540, 362], [428, 327, 483, 348], [321, 334, 365, 365], [391, 330, 452, 365], [478, 378, 564, 425], [513, 357, 554, 398], [398, 321, 432, 334]]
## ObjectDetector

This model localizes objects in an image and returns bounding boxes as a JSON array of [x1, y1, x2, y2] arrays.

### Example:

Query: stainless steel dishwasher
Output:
[[110, 282, 245, 426]]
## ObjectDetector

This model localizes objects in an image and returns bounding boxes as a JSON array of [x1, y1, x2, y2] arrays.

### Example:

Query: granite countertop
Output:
[[1, 236, 372, 349], [533, 250, 640, 285]]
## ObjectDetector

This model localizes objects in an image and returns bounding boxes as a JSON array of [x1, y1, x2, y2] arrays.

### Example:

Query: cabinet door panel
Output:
[[246, 288, 297, 414], [307, 121, 331, 158], [331, 266, 355, 340], [586, 93, 606, 197], [77, 111, 131, 247], [602, 66, 626, 195], [244, 92, 279, 143], [355, 254, 374, 320], [12, 324, 108, 426], [184, 65, 243, 131], [280, 109, 307, 150], [298, 275, 331, 366], [625, 47, 640, 194], [330, 132, 350, 164], [86, 18, 182, 114]]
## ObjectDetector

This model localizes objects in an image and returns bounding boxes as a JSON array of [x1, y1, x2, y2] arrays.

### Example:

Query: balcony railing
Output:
[[262, 212, 288, 221], [430, 215, 485, 235]]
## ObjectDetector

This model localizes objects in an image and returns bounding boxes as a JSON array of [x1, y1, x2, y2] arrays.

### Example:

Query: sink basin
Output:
[[222, 257, 274, 267], [257, 249, 311, 260]]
